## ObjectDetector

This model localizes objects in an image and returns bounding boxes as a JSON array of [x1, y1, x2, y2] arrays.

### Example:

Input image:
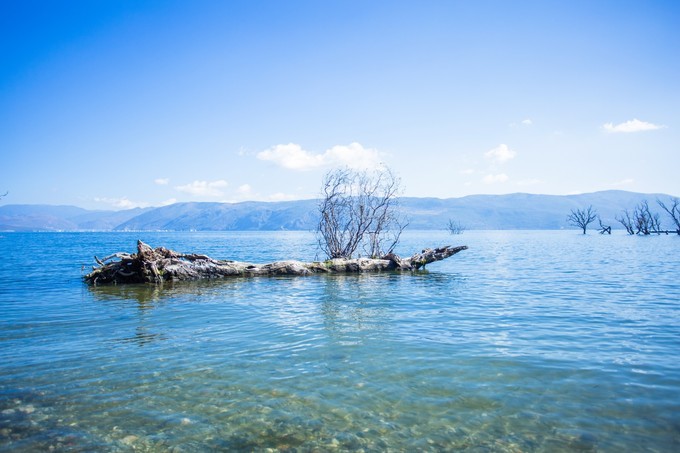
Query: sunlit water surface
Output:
[[0, 231, 678, 452]]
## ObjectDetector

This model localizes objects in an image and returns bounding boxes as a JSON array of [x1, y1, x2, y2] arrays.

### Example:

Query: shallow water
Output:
[[0, 230, 679, 451]]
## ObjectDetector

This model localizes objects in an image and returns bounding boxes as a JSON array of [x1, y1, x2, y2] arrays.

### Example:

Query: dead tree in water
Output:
[[567, 206, 597, 234], [616, 209, 637, 235], [617, 200, 663, 235], [638, 201, 662, 234], [84, 240, 468, 285], [447, 219, 466, 235], [597, 217, 611, 235], [658, 197, 680, 235]]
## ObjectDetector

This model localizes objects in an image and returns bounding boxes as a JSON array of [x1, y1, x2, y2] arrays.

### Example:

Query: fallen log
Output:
[[84, 240, 468, 285]]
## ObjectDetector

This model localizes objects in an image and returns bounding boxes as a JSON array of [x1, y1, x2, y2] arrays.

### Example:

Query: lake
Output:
[[0, 230, 678, 452]]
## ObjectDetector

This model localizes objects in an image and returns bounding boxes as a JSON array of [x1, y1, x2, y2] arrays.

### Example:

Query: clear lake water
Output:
[[0, 230, 678, 452]]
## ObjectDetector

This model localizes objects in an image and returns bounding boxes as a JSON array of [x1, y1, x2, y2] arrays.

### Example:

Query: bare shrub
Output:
[[617, 200, 662, 235], [447, 219, 465, 235], [317, 166, 407, 259], [658, 197, 680, 234]]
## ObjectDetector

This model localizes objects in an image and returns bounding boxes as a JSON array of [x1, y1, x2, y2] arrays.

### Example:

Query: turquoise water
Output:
[[0, 231, 678, 452]]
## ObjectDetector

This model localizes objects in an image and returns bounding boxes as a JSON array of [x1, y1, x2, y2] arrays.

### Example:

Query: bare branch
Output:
[[567, 205, 597, 234], [617, 200, 666, 235], [658, 197, 680, 234], [447, 219, 466, 235], [316, 166, 408, 259], [635, 200, 662, 235], [597, 217, 611, 235], [616, 209, 636, 235]]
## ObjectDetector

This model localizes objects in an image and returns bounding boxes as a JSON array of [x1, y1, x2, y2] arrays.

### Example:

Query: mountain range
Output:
[[0, 190, 676, 232]]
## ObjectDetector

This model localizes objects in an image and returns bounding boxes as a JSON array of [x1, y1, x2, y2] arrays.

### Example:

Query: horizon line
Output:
[[1, 188, 679, 212]]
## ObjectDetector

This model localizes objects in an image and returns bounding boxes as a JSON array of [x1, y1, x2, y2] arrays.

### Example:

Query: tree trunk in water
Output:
[[84, 240, 468, 285]]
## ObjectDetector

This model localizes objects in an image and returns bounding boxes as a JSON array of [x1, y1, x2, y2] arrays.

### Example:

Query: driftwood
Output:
[[84, 240, 468, 285]]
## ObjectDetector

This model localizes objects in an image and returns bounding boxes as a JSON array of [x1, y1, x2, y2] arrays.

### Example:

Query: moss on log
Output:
[[84, 240, 467, 285]]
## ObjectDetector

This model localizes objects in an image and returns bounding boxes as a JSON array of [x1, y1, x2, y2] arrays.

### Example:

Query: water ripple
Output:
[[1, 231, 679, 451]]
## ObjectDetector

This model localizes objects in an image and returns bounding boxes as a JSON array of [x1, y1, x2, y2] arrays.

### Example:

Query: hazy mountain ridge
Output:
[[400, 191, 674, 230], [0, 205, 153, 231], [113, 201, 319, 231], [0, 191, 676, 231]]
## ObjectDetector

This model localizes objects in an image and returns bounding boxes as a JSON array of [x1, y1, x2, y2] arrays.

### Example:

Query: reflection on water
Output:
[[88, 273, 415, 348], [87, 278, 250, 305], [1, 231, 679, 451]]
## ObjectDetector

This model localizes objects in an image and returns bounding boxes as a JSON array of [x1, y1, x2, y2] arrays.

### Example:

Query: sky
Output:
[[1, 0, 678, 210]]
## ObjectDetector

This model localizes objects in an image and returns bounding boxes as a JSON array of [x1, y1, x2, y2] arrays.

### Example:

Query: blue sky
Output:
[[1, 0, 678, 209]]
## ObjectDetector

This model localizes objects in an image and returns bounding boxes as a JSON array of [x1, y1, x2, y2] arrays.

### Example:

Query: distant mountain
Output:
[[114, 200, 319, 231], [0, 205, 152, 231], [400, 190, 674, 230], [0, 191, 676, 231]]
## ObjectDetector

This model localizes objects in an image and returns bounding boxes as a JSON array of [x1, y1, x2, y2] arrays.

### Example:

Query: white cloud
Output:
[[482, 173, 509, 184], [237, 184, 253, 195], [268, 192, 298, 201], [160, 198, 177, 206], [484, 144, 516, 164], [257, 142, 382, 171], [154, 178, 169, 185], [460, 168, 475, 175], [323, 143, 383, 169], [602, 119, 665, 133], [510, 119, 532, 127], [94, 197, 150, 209], [221, 183, 310, 203], [175, 180, 228, 197], [256, 143, 322, 170], [220, 184, 255, 203]]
